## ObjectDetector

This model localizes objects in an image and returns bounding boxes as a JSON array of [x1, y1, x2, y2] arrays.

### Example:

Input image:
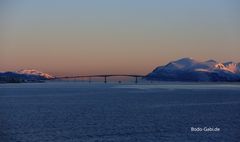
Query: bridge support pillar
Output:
[[135, 77, 138, 84], [104, 76, 107, 83]]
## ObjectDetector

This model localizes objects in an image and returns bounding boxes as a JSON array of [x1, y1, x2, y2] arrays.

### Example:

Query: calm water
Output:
[[0, 82, 240, 142]]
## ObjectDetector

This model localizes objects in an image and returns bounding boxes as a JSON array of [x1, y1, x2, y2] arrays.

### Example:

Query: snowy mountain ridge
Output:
[[17, 69, 54, 79], [146, 58, 240, 82], [153, 58, 240, 73], [0, 69, 54, 83]]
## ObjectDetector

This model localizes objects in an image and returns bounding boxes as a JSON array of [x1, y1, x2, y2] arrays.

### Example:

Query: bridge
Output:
[[52, 74, 146, 84]]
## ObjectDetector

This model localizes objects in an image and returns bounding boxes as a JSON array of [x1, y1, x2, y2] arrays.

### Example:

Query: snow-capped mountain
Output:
[[0, 69, 54, 83], [17, 69, 54, 79], [146, 58, 240, 82]]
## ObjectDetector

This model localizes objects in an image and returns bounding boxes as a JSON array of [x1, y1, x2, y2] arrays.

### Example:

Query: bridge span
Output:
[[52, 74, 146, 84]]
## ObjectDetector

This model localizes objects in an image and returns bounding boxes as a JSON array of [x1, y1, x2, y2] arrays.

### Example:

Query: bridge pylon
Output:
[[135, 77, 140, 84], [104, 76, 107, 83]]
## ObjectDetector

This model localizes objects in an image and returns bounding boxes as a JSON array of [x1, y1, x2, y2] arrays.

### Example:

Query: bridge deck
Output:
[[54, 74, 145, 79], [52, 74, 146, 84]]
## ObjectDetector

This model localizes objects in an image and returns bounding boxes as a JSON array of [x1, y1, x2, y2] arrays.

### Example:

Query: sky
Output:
[[1, 0, 240, 76]]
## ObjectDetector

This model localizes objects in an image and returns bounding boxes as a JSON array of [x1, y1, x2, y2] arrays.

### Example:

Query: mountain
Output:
[[146, 58, 240, 82], [0, 69, 54, 83], [17, 69, 54, 79]]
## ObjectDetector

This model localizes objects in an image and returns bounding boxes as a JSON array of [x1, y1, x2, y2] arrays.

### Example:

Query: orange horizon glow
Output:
[[1, 0, 240, 76]]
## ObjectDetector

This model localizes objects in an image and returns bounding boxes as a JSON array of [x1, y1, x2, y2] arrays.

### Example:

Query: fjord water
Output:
[[0, 82, 240, 142]]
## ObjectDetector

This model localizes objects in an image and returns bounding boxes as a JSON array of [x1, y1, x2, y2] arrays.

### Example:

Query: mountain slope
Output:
[[146, 58, 240, 82], [17, 69, 54, 79], [0, 69, 54, 83]]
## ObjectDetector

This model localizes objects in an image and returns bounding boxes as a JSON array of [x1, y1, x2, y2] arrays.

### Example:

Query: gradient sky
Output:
[[1, 0, 240, 76]]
